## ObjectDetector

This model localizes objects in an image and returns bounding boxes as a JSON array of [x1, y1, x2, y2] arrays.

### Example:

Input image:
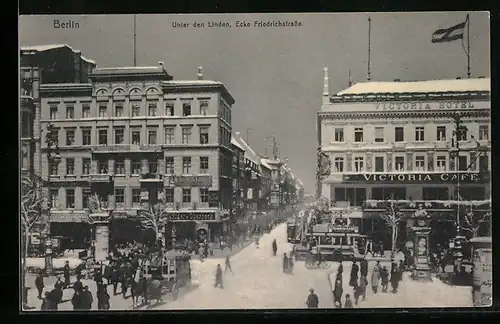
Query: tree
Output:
[[21, 174, 44, 304], [137, 202, 169, 244], [462, 208, 490, 238], [381, 201, 404, 254]]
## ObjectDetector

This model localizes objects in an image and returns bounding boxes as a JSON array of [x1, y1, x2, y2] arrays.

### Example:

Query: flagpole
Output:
[[466, 14, 471, 78], [367, 17, 372, 81]]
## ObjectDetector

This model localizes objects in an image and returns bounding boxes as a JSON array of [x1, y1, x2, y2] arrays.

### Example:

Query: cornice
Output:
[[162, 83, 235, 106], [318, 110, 490, 120], [330, 91, 490, 103]]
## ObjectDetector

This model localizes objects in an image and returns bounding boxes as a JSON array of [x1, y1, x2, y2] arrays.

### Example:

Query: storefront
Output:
[[50, 211, 92, 250], [165, 210, 226, 245]]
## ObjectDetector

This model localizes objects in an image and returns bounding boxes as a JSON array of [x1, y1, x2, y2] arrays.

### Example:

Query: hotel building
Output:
[[317, 67, 491, 248], [39, 64, 235, 249]]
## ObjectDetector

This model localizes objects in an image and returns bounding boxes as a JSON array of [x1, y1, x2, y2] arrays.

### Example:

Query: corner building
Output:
[[318, 69, 491, 248], [39, 65, 235, 249]]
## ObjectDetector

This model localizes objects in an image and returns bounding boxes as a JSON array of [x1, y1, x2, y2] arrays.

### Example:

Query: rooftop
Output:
[[21, 44, 70, 52], [336, 77, 490, 95], [233, 133, 260, 165], [231, 136, 245, 151]]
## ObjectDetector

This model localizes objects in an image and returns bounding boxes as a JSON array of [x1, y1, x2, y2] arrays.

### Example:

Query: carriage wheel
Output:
[[320, 261, 331, 269], [305, 259, 315, 269]]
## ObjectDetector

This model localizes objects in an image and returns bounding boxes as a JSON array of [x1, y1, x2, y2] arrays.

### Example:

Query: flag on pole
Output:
[[432, 17, 468, 43]]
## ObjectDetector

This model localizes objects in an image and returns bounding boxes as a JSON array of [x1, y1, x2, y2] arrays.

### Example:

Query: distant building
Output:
[[38, 63, 235, 249], [231, 136, 245, 219]]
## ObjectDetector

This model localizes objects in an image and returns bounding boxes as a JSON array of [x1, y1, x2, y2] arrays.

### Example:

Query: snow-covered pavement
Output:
[[159, 223, 334, 309], [327, 261, 473, 308]]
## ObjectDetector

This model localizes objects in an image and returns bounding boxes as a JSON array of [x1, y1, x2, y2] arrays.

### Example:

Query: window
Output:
[[423, 187, 449, 200], [66, 158, 75, 175], [395, 156, 405, 171], [200, 100, 209, 115], [460, 187, 486, 201], [66, 105, 74, 119], [131, 103, 140, 117], [82, 105, 90, 118], [98, 161, 108, 174], [334, 157, 344, 172], [21, 112, 29, 138], [66, 189, 75, 208], [114, 103, 124, 117], [115, 188, 125, 205], [479, 125, 488, 141], [165, 127, 174, 144], [131, 160, 141, 175], [82, 128, 91, 145], [49, 161, 58, 176], [200, 188, 209, 203], [415, 156, 425, 171], [479, 154, 489, 172], [182, 127, 192, 144], [374, 156, 384, 172], [114, 128, 124, 144], [437, 126, 446, 141], [50, 106, 58, 119], [182, 157, 191, 174], [165, 157, 174, 174], [200, 156, 209, 173], [49, 189, 59, 208], [372, 187, 406, 200], [131, 129, 141, 145], [98, 104, 107, 118], [132, 189, 141, 206], [434, 157, 446, 174], [149, 160, 158, 174], [182, 188, 191, 203], [82, 190, 91, 209], [114, 160, 125, 175], [354, 128, 363, 142], [334, 128, 344, 142], [457, 127, 467, 141], [66, 129, 75, 146], [199, 126, 209, 144], [148, 129, 157, 145], [374, 127, 384, 143], [182, 102, 191, 116], [148, 103, 157, 116], [334, 188, 366, 206], [82, 158, 91, 175], [415, 126, 425, 141], [458, 156, 468, 171], [395, 127, 404, 142], [98, 129, 108, 145], [354, 157, 364, 172], [165, 188, 174, 203], [165, 101, 174, 116]]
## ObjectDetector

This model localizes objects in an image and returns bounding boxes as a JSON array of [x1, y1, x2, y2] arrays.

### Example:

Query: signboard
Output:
[[330, 225, 358, 233], [92, 145, 161, 152], [30, 234, 41, 245], [166, 212, 216, 221], [51, 212, 85, 223], [343, 172, 489, 184], [165, 175, 213, 187], [89, 174, 112, 182]]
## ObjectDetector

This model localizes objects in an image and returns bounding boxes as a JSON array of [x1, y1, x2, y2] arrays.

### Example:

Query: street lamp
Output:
[[44, 123, 61, 274]]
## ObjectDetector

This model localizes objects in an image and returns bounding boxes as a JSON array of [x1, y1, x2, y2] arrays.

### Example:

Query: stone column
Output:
[[387, 152, 393, 172], [346, 151, 353, 172], [407, 151, 413, 171], [366, 152, 373, 172], [427, 152, 434, 171]]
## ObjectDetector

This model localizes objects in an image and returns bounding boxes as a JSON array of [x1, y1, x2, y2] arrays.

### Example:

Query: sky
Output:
[[19, 12, 490, 193]]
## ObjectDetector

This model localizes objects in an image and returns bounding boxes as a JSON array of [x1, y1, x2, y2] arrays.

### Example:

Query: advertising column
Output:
[[411, 207, 432, 281], [94, 224, 109, 262]]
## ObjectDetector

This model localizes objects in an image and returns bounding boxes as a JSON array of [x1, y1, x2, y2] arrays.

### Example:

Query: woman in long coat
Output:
[[371, 261, 381, 293]]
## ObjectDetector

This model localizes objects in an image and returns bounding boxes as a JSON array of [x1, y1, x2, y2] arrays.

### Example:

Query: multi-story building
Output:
[[38, 64, 235, 250], [231, 136, 245, 219], [259, 158, 272, 211], [20, 68, 40, 177], [318, 67, 491, 248]]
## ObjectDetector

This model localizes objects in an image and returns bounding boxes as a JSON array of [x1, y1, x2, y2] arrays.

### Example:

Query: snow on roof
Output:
[[260, 158, 272, 170], [231, 136, 245, 151], [163, 80, 223, 86], [96, 66, 160, 71], [337, 78, 490, 95], [20, 44, 70, 52], [233, 134, 260, 165], [81, 56, 96, 65]]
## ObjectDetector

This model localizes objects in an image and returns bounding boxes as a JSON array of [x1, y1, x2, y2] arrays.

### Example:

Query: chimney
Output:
[[456, 77, 461, 79], [322, 67, 329, 109], [394, 78, 401, 82], [348, 69, 353, 87], [197, 66, 203, 80], [235, 132, 241, 137], [158, 61, 164, 69]]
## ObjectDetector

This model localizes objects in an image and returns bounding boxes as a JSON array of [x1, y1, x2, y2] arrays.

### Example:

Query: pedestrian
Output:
[[272, 239, 277, 256], [344, 294, 354, 308], [371, 261, 381, 294], [53, 277, 64, 304], [282, 253, 289, 274], [390, 265, 400, 294], [288, 255, 294, 274], [63, 261, 71, 288], [94, 268, 103, 286], [349, 261, 359, 288], [398, 260, 405, 281], [111, 266, 119, 295], [360, 258, 368, 278], [214, 264, 224, 289], [71, 289, 83, 310], [337, 261, 344, 275], [97, 284, 110, 310], [225, 255, 233, 274], [380, 266, 389, 293], [333, 278, 343, 307], [35, 272, 44, 299], [73, 276, 83, 293], [121, 272, 129, 299], [81, 285, 93, 310], [255, 237, 260, 249], [354, 276, 368, 305], [305, 288, 319, 308], [41, 292, 50, 310]]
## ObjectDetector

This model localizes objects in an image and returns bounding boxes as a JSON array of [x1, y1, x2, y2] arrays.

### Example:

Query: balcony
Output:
[[89, 174, 113, 183], [140, 173, 163, 183]]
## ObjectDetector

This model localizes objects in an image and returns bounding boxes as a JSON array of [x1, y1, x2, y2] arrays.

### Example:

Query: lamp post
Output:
[[44, 123, 61, 274]]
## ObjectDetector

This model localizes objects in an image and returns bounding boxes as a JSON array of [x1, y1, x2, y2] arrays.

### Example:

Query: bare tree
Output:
[[21, 174, 44, 303], [463, 208, 490, 238], [137, 202, 169, 243], [381, 201, 404, 254]]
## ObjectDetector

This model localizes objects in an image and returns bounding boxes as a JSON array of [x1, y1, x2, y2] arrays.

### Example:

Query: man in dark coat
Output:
[[73, 277, 83, 293], [349, 261, 359, 288], [71, 289, 83, 310], [338, 261, 344, 275], [305, 288, 319, 308], [360, 258, 368, 278], [111, 266, 120, 295], [282, 253, 289, 274], [35, 272, 44, 299], [94, 268, 103, 286], [390, 265, 400, 293], [214, 264, 224, 289], [53, 278, 64, 303], [97, 284, 110, 310], [81, 286, 93, 310], [380, 266, 389, 293], [272, 239, 278, 256], [63, 261, 71, 288], [333, 278, 343, 307]]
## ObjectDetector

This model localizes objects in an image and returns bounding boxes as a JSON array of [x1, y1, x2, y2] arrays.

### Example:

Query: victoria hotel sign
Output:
[[375, 100, 477, 111]]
